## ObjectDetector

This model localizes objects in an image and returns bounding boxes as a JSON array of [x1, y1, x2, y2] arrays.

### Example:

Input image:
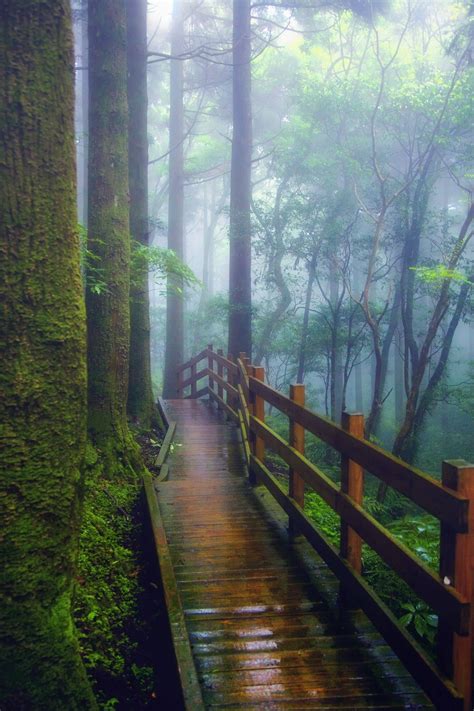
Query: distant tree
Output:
[[87, 0, 135, 463], [0, 1, 96, 707], [163, 0, 186, 397], [127, 0, 159, 428], [228, 0, 253, 358]]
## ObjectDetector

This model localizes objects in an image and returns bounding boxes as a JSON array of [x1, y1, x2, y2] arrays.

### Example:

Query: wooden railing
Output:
[[176, 346, 474, 711]]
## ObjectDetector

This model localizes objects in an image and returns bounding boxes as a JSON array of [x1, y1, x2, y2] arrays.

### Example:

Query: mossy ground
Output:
[[74, 437, 165, 710], [73, 423, 186, 710]]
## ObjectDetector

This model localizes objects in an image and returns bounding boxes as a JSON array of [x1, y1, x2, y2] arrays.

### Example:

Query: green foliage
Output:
[[399, 601, 438, 644], [79, 225, 109, 295], [410, 264, 471, 284], [305, 492, 440, 646], [75, 464, 138, 679], [74, 449, 153, 708], [130, 241, 200, 295], [80, 228, 200, 298]]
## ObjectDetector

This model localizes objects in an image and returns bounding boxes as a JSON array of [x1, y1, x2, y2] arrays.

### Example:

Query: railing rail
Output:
[[176, 346, 474, 711]]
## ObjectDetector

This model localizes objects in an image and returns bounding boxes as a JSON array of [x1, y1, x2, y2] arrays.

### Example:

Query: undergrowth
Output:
[[265, 410, 441, 652], [74, 444, 156, 709]]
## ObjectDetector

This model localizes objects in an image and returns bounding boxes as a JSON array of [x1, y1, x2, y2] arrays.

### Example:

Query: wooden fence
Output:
[[176, 345, 474, 711]]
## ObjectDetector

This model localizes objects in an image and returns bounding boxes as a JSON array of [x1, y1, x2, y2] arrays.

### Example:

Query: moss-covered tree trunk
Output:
[[126, 0, 158, 428], [0, 2, 96, 708], [87, 0, 133, 461]]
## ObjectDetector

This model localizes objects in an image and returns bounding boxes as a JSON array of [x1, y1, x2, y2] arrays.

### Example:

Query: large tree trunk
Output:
[[74, 3, 88, 227], [162, 0, 185, 397], [87, 0, 133, 462], [126, 0, 158, 428], [228, 0, 252, 358], [0, 2, 96, 707]]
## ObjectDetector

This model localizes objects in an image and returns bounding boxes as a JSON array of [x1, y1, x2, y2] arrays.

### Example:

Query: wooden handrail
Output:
[[175, 347, 474, 710], [249, 375, 468, 531]]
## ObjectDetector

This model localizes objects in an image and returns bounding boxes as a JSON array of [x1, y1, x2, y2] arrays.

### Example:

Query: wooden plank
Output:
[[250, 416, 469, 635], [249, 377, 468, 531], [208, 349, 238, 375], [143, 473, 205, 710], [180, 367, 208, 391], [158, 399, 433, 710], [154, 421, 176, 469], [250, 455, 463, 711], [439, 460, 474, 711], [238, 407, 251, 466], [289, 383, 305, 539], [207, 387, 239, 423], [156, 462, 169, 483], [208, 369, 238, 399], [237, 383, 250, 431], [157, 397, 171, 430], [237, 357, 249, 402], [177, 348, 208, 373], [184, 386, 208, 400], [340, 412, 364, 581]]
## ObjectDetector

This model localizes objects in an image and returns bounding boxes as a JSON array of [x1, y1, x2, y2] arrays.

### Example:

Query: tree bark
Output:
[[228, 0, 252, 358], [126, 0, 159, 428], [162, 0, 185, 397], [87, 0, 133, 461], [397, 278, 472, 463], [296, 254, 317, 383], [0, 2, 96, 707]]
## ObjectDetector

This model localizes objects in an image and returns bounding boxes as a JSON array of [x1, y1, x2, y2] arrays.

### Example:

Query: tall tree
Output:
[[87, 0, 133, 461], [126, 0, 158, 427], [162, 0, 185, 398], [0, 1, 96, 707], [228, 0, 252, 358]]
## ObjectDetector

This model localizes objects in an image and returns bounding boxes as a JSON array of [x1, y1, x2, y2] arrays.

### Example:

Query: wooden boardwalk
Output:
[[154, 399, 433, 709]]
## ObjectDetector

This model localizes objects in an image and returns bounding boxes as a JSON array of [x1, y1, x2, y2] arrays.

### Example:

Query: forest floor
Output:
[[74, 428, 183, 710]]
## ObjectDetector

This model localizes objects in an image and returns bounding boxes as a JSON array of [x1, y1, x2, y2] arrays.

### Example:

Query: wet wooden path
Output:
[[154, 399, 433, 709]]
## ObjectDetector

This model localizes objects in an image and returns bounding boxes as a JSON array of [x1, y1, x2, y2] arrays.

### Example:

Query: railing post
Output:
[[252, 365, 265, 465], [177, 367, 183, 399], [217, 348, 224, 409], [191, 361, 197, 399], [339, 412, 364, 605], [289, 384, 305, 540], [227, 353, 235, 411], [207, 343, 214, 397], [438, 460, 474, 711], [245, 359, 257, 485]]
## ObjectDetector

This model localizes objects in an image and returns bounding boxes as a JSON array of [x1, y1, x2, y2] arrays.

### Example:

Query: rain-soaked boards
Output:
[[151, 398, 434, 710]]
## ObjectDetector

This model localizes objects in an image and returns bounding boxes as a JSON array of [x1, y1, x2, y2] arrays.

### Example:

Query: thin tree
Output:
[[87, 0, 135, 463], [127, 0, 159, 427], [0, 1, 96, 707], [228, 0, 253, 358], [162, 0, 185, 398]]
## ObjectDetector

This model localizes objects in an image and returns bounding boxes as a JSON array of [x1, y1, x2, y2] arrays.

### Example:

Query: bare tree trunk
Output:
[[394, 325, 404, 426], [228, 0, 252, 358], [354, 361, 363, 411], [163, 0, 185, 397], [296, 254, 317, 383]]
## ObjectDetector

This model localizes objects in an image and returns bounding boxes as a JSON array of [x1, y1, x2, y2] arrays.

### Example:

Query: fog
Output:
[[74, 0, 474, 471]]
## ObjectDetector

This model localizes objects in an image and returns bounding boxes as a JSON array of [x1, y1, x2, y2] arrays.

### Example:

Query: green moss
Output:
[[74, 449, 153, 708], [0, 2, 95, 707]]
